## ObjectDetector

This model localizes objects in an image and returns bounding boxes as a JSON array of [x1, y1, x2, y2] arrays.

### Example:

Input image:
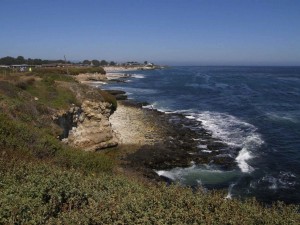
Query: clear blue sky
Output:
[[1, 0, 300, 66]]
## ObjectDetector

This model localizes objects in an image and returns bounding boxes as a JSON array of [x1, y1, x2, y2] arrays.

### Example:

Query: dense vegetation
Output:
[[1, 158, 299, 225], [0, 56, 69, 66], [83, 59, 116, 66], [33, 66, 106, 76], [0, 56, 116, 67], [0, 70, 299, 224]]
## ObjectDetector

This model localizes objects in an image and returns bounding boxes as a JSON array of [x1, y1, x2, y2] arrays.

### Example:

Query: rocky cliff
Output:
[[54, 82, 118, 151], [75, 73, 107, 83]]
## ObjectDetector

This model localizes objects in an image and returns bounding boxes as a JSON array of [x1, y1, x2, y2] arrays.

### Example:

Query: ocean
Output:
[[103, 66, 300, 204]]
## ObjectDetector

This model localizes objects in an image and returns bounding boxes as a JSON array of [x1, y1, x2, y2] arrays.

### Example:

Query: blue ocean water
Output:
[[103, 66, 300, 204]]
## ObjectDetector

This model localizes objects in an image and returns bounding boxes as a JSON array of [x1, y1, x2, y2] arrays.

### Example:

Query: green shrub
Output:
[[98, 89, 117, 111], [0, 113, 57, 156], [0, 159, 299, 224], [15, 77, 35, 90], [55, 148, 115, 173], [33, 66, 106, 76], [0, 80, 21, 98], [40, 73, 76, 83]]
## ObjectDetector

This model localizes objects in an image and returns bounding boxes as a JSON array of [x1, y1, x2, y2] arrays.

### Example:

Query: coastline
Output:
[[77, 67, 240, 183], [1, 66, 299, 222], [108, 100, 240, 183], [104, 65, 165, 73], [73, 66, 300, 204], [104, 66, 142, 72]]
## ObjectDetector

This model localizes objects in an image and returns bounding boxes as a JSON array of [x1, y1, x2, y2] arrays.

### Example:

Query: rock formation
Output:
[[55, 100, 118, 151], [75, 73, 107, 83]]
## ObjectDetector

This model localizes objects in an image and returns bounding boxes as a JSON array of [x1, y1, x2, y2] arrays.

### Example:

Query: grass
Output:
[[25, 74, 79, 110], [33, 66, 106, 75]]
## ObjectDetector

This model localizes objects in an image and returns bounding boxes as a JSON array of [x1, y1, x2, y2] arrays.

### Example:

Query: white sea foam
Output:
[[265, 112, 299, 123], [155, 165, 240, 186], [142, 104, 154, 109], [225, 183, 237, 199], [186, 111, 264, 173], [131, 74, 145, 79], [198, 144, 208, 149], [257, 172, 297, 190], [201, 150, 212, 153], [90, 81, 107, 85], [142, 102, 171, 113], [143, 106, 263, 173], [113, 87, 158, 95], [169, 109, 193, 114], [186, 115, 196, 119], [147, 105, 264, 174], [235, 148, 254, 173], [142, 102, 192, 114], [156, 170, 176, 180]]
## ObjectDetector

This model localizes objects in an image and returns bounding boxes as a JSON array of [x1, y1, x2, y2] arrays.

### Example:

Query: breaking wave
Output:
[[131, 74, 145, 79], [156, 164, 240, 187], [187, 111, 264, 173]]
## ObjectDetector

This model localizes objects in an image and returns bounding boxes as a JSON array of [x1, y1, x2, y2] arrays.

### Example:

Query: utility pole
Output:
[[64, 55, 69, 75]]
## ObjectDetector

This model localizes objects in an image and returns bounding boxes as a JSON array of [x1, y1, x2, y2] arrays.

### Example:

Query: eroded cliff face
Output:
[[55, 100, 118, 151]]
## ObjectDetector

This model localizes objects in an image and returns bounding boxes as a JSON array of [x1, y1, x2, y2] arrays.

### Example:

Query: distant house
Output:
[[9, 64, 31, 72], [40, 63, 73, 68], [146, 62, 154, 67], [41, 63, 58, 68], [11, 64, 29, 68], [125, 61, 142, 66]]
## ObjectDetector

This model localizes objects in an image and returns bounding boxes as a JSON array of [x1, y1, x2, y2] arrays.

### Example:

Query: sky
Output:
[[1, 0, 300, 66]]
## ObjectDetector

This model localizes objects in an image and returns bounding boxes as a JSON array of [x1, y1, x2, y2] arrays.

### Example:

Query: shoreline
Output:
[[104, 66, 142, 72], [104, 65, 165, 72], [109, 99, 240, 183], [76, 67, 300, 205]]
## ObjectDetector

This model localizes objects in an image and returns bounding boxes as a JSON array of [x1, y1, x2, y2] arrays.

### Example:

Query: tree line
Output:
[[0, 56, 68, 65], [82, 59, 116, 67], [0, 56, 116, 67]]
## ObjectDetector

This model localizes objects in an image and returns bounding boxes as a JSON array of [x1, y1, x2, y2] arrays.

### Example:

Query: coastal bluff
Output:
[[53, 82, 118, 151]]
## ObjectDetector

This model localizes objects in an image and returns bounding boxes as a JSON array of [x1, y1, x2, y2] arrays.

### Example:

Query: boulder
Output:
[[55, 100, 118, 151]]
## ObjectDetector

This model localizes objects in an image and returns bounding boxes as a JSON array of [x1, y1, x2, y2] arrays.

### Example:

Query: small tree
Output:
[[109, 61, 116, 66], [144, 61, 148, 65], [92, 60, 100, 67], [16, 56, 25, 64], [0, 56, 15, 65], [33, 58, 43, 65], [83, 60, 91, 65], [100, 60, 108, 66]]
